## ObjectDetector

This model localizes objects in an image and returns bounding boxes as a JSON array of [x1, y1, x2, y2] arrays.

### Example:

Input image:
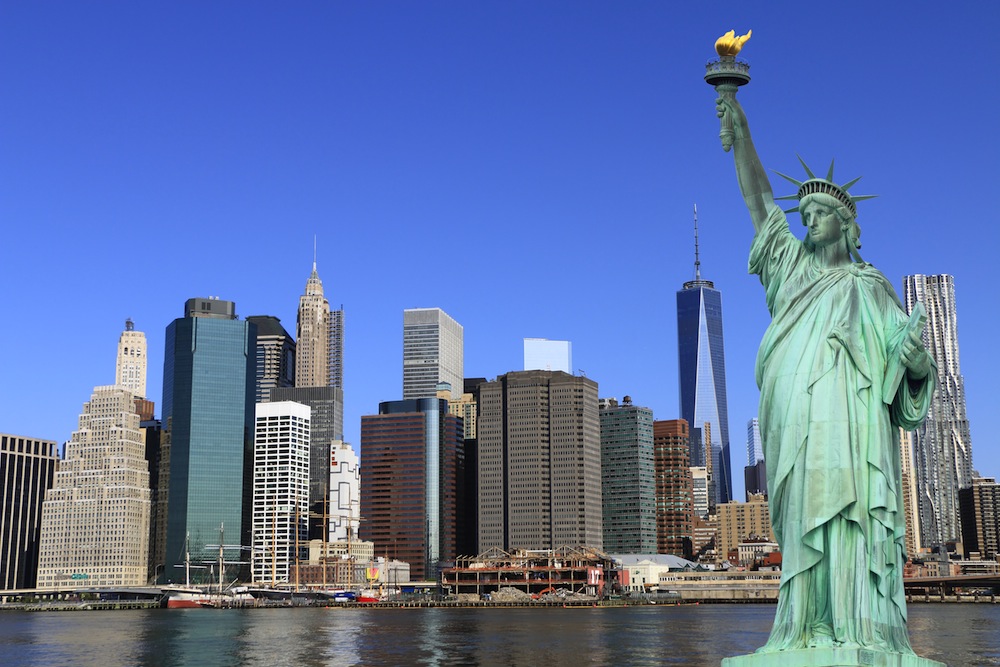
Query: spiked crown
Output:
[[774, 156, 876, 220]]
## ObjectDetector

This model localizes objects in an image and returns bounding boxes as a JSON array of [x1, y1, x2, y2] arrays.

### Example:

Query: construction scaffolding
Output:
[[441, 546, 617, 599]]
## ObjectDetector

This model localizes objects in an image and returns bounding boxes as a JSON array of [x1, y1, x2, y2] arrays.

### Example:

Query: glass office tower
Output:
[[677, 278, 732, 506], [162, 298, 256, 583]]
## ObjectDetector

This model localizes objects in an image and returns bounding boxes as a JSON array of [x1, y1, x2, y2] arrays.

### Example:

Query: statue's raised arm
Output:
[[716, 96, 774, 233]]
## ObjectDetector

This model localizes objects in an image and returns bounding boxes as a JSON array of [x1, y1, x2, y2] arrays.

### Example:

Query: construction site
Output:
[[440, 546, 618, 601]]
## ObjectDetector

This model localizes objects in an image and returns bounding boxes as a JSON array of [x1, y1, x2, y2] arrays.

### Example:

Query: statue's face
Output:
[[802, 201, 843, 248]]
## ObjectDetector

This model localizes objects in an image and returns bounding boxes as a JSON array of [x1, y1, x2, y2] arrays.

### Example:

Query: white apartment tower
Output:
[[903, 274, 974, 548], [36, 386, 151, 588], [252, 401, 310, 585], [115, 318, 147, 398], [328, 440, 360, 543], [402, 308, 463, 400]]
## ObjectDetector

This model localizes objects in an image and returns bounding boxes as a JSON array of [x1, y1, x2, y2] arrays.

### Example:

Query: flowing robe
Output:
[[749, 207, 934, 652]]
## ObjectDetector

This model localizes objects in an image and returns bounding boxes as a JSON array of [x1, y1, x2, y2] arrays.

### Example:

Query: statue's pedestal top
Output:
[[722, 647, 946, 667]]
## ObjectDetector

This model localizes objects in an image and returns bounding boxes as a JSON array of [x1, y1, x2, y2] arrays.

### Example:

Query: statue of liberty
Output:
[[715, 88, 938, 656]]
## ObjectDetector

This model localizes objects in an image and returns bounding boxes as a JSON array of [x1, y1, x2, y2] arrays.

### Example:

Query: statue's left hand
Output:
[[901, 331, 931, 380]]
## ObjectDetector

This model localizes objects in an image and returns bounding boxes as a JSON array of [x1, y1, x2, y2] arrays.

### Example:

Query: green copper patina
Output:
[[715, 91, 940, 659]]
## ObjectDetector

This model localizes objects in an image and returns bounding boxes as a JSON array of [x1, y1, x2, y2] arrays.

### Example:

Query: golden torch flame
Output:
[[714, 29, 751, 57]]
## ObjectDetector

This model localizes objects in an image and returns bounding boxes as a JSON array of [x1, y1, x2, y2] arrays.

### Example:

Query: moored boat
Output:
[[162, 586, 214, 608]]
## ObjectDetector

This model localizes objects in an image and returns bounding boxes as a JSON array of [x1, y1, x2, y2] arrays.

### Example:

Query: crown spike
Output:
[[851, 195, 878, 202], [783, 206, 800, 214], [826, 159, 835, 182], [841, 176, 863, 191], [773, 170, 803, 187], [796, 155, 816, 179], [774, 194, 799, 201]]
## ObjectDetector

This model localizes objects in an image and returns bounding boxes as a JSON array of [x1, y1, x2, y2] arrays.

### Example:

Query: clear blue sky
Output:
[[2, 2, 997, 503]]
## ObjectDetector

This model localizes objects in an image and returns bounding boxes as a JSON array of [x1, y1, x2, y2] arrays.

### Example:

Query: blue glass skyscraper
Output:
[[162, 298, 256, 583], [676, 206, 732, 506]]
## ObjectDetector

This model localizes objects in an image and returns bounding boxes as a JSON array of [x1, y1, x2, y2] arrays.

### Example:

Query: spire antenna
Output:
[[693, 204, 701, 281], [313, 235, 317, 271]]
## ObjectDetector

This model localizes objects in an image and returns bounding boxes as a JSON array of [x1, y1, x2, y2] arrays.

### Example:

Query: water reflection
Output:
[[1, 603, 998, 666]]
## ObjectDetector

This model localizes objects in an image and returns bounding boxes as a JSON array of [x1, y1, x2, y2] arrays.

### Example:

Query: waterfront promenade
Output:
[[4, 569, 998, 610]]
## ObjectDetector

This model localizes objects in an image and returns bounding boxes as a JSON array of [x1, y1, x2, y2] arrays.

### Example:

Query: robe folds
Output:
[[749, 206, 934, 653]]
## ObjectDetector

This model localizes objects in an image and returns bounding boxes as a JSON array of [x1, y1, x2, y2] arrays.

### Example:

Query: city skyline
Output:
[[2, 4, 998, 504]]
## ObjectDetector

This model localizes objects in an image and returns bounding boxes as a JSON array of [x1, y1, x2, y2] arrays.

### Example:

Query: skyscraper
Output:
[[478, 370, 602, 552], [1, 433, 59, 590], [269, 386, 343, 539], [653, 419, 694, 558], [744, 417, 767, 501], [744, 460, 768, 501], [691, 466, 709, 519], [959, 475, 1000, 561], [116, 318, 148, 398], [297, 261, 330, 388], [903, 274, 974, 548], [36, 386, 151, 588], [296, 260, 344, 386], [746, 417, 763, 466], [247, 315, 296, 404], [676, 206, 732, 505], [360, 398, 461, 580], [329, 440, 360, 544], [329, 308, 344, 389], [899, 428, 922, 556], [523, 338, 572, 373], [252, 401, 310, 585], [161, 297, 256, 582], [448, 378, 485, 556], [403, 308, 463, 400], [599, 396, 656, 553]]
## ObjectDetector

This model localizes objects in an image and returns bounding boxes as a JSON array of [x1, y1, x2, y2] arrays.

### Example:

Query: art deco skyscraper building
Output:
[[36, 386, 151, 588], [903, 274, 975, 548], [403, 308, 463, 400], [285, 259, 344, 540], [296, 260, 343, 390], [676, 206, 732, 505], [116, 318, 147, 398]]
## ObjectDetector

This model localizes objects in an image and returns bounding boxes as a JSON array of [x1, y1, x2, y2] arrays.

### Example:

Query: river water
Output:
[[1, 604, 997, 666]]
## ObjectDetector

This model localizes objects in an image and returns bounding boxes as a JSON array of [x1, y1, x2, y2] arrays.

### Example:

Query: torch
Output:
[[704, 30, 752, 152]]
